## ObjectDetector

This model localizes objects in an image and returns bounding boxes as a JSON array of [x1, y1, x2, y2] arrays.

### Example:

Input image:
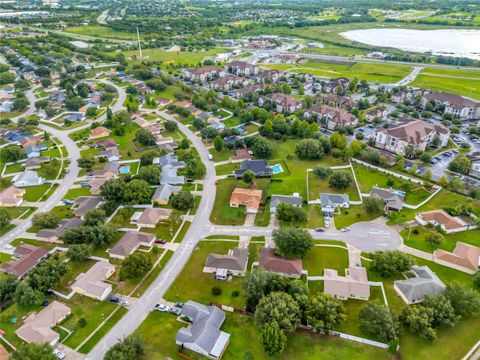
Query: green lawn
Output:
[[4, 163, 24, 174], [211, 179, 246, 225], [401, 226, 480, 253], [334, 205, 380, 229], [63, 187, 91, 200], [54, 259, 96, 294], [1, 206, 34, 219], [164, 241, 247, 309], [303, 245, 349, 276], [301, 44, 365, 57], [411, 72, 480, 100], [209, 148, 234, 162], [215, 162, 239, 175], [308, 169, 360, 201], [23, 184, 52, 202], [65, 25, 142, 40]]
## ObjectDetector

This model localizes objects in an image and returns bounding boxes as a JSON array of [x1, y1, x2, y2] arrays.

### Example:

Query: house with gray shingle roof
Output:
[[151, 184, 181, 205], [74, 196, 102, 218], [176, 301, 230, 359], [12, 171, 43, 187], [394, 266, 445, 305], [37, 217, 84, 242], [203, 247, 249, 280], [369, 186, 405, 212], [320, 193, 349, 214], [270, 194, 303, 213], [160, 165, 185, 185]]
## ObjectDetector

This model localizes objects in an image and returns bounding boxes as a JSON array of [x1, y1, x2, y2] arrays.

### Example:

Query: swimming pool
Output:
[[272, 164, 283, 175], [119, 165, 130, 174]]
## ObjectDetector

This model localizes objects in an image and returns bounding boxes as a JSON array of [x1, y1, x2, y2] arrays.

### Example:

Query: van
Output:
[[208, 154, 213, 161]]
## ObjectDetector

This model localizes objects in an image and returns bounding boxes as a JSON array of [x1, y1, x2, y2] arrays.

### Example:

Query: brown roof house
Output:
[[0, 186, 25, 207], [89, 126, 111, 140], [71, 261, 115, 300], [415, 210, 468, 234], [203, 247, 249, 280], [259, 93, 302, 113], [373, 119, 450, 156], [257, 247, 303, 278], [229, 188, 262, 214], [421, 92, 480, 120], [15, 301, 70, 346], [324, 266, 370, 300], [109, 231, 156, 260], [1, 244, 49, 279], [130, 208, 172, 228], [434, 243, 480, 274], [304, 105, 357, 130]]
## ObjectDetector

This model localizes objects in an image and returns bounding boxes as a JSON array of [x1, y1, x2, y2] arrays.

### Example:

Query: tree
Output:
[[104, 334, 145, 360], [328, 171, 353, 190], [448, 154, 471, 175], [83, 209, 106, 227], [0, 207, 12, 230], [66, 244, 92, 262], [474, 272, 480, 289], [171, 190, 194, 210], [443, 283, 480, 317], [242, 170, 255, 184], [214, 135, 224, 152], [400, 306, 436, 341], [0, 71, 15, 84], [135, 165, 161, 185], [122, 179, 153, 204], [101, 178, 127, 202], [140, 150, 159, 166], [27, 255, 67, 293], [448, 176, 464, 192], [60, 225, 116, 248], [425, 230, 444, 246], [1, 145, 23, 163], [32, 211, 59, 229], [306, 294, 346, 334], [77, 157, 95, 170], [422, 294, 458, 328], [255, 292, 300, 333], [65, 96, 85, 111], [260, 322, 287, 357], [312, 166, 332, 179], [120, 252, 152, 280], [164, 120, 178, 132], [370, 251, 414, 277], [295, 139, 324, 160], [106, 107, 113, 120], [135, 129, 156, 146], [0, 275, 17, 308], [14, 282, 43, 306], [86, 107, 97, 117], [364, 196, 384, 215], [252, 137, 273, 159], [275, 203, 306, 223], [359, 301, 399, 342], [272, 227, 313, 259], [11, 343, 56, 360], [420, 152, 432, 165]]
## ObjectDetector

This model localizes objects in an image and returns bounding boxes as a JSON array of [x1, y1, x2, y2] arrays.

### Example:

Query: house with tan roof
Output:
[[306, 105, 357, 130], [374, 119, 450, 156], [133, 115, 151, 128], [257, 247, 303, 278], [229, 188, 262, 214], [204, 247, 249, 280], [71, 261, 115, 300], [89, 126, 110, 140], [324, 266, 370, 300], [434, 242, 480, 274], [1, 244, 49, 279], [421, 92, 480, 120], [88, 174, 114, 195], [228, 61, 259, 76], [0, 186, 25, 207], [184, 66, 222, 83], [15, 301, 70, 346], [415, 210, 468, 234], [109, 231, 156, 259], [131, 207, 172, 228], [259, 93, 302, 113]]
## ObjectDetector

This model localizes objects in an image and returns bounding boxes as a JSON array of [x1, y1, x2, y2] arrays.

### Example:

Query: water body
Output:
[[341, 28, 480, 60]]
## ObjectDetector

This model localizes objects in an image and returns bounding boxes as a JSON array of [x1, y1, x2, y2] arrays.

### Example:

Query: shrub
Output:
[[231, 290, 240, 298], [212, 286, 222, 296]]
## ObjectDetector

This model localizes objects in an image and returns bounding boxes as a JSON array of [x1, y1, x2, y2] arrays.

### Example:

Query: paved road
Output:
[[392, 66, 423, 87], [86, 110, 217, 359]]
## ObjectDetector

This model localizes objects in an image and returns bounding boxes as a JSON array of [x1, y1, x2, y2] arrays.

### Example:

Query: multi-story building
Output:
[[421, 92, 480, 120]]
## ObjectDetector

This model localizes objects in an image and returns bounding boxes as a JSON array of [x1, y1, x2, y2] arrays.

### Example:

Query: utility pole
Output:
[[136, 27, 143, 59]]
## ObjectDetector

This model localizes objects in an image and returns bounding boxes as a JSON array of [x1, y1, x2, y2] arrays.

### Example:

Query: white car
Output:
[[154, 304, 170, 312], [121, 299, 130, 307], [3, 244, 13, 250], [53, 349, 66, 359], [340, 227, 351, 232]]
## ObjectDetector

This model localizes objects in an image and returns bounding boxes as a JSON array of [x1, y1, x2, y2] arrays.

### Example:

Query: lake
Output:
[[341, 28, 480, 60]]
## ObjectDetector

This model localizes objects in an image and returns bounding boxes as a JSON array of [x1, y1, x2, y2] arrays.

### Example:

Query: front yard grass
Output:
[[23, 184, 52, 202], [164, 241, 246, 309], [308, 169, 360, 202], [215, 162, 239, 176], [211, 179, 246, 225], [63, 187, 91, 200], [4, 163, 24, 174], [333, 205, 380, 229], [209, 147, 234, 162], [303, 245, 349, 276]]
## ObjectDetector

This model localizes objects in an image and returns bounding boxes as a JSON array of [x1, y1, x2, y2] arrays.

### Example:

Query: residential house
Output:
[[324, 266, 370, 300], [73, 196, 102, 218], [364, 107, 387, 122], [99, 147, 120, 162], [228, 61, 259, 76], [88, 174, 114, 196], [89, 126, 111, 140], [321, 94, 357, 109], [203, 247, 249, 280], [109, 231, 156, 260], [320, 193, 350, 214], [394, 266, 445, 304], [93, 161, 119, 178], [154, 154, 185, 168], [151, 184, 181, 205], [156, 97, 171, 107], [259, 93, 302, 113], [236, 83, 264, 98], [71, 261, 115, 300], [323, 77, 350, 94], [133, 115, 151, 128], [1, 244, 49, 279], [374, 119, 450, 156], [258, 70, 281, 83], [467, 152, 480, 178], [270, 194, 303, 213], [229, 188, 262, 214], [12, 171, 43, 187], [369, 186, 405, 212], [37, 217, 84, 242], [24, 156, 50, 170], [234, 159, 272, 178], [0, 186, 25, 207], [434, 242, 480, 274], [161, 165, 185, 185], [305, 105, 357, 130], [25, 144, 46, 158], [184, 66, 222, 83], [20, 134, 43, 149], [176, 301, 230, 359], [415, 210, 468, 234], [211, 75, 248, 92], [258, 247, 303, 278], [391, 91, 408, 104], [65, 113, 85, 122], [421, 92, 480, 120], [132, 208, 172, 228], [15, 301, 70, 346], [229, 148, 252, 161]]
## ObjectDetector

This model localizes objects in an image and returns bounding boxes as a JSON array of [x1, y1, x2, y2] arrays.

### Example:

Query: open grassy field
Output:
[[334, 205, 380, 229], [303, 245, 349, 276], [308, 168, 361, 201], [211, 178, 246, 225], [65, 25, 143, 40], [118, 47, 228, 66], [23, 184, 52, 202], [301, 44, 365, 57], [411, 70, 480, 100], [264, 60, 412, 83]]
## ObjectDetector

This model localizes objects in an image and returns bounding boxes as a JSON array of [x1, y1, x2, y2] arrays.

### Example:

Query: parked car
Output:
[[80, 183, 91, 188], [169, 307, 181, 316], [155, 239, 167, 244], [340, 227, 351, 232], [53, 349, 65, 359], [315, 227, 325, 232], [41, 300, 49, 307], [63, 199, 74, 206], [175, 302, 184, 308], [109, 296, 120, 303], [154, 304, 170, 312]]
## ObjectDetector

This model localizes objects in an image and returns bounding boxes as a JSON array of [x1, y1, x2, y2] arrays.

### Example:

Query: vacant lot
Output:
[[411, 72, 480, 100]]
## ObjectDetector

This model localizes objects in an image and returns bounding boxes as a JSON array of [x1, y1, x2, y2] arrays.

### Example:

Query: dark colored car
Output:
[[109, 296, 120, 303]]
